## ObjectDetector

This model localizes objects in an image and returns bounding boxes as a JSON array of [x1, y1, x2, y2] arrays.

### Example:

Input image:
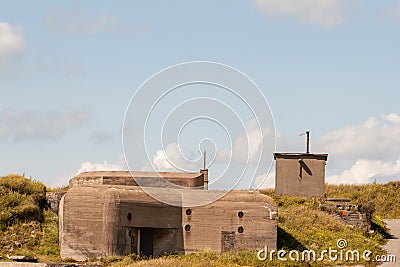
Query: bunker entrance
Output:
[[138, 228, 154, 257], [130, 227, 179, 257]]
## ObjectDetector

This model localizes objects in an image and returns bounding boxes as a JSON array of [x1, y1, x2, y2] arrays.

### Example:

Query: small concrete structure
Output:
[[59, 171, 277, 261], [274, 153, 328, 197], [321, 198, 372, 230], [46, 192, 66, 214]]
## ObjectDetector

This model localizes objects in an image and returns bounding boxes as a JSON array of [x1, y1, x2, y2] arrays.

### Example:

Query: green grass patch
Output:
[[0, 175, 396, 266], [0, 174, 61, 262], [325, 181, 400, 219], [104, 195, 387, 267], [0, 174, 47, 229]]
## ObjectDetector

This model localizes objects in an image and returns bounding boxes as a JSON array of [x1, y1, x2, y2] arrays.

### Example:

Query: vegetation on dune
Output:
[[264, 182, 400, 219], [274, 196, 385, 266], [325, 181, 400, 219], [0, 210, 60, 262], [0, 174, 397, 266], [0, 174, 47, 229], [109, 196, 387, 267], [105, 251, 304, 267], [0, 174, 61, 262]]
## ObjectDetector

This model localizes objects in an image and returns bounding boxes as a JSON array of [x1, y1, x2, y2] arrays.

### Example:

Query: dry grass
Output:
[[325, 181, 400, 219], [103, 196, 387, 267], [1, 175, 396, 266], [0, 174, 60, 262]]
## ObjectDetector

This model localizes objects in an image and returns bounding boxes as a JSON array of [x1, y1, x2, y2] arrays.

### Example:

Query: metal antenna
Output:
[[299, 131, 310, 154], [203, 150, 206, 169]]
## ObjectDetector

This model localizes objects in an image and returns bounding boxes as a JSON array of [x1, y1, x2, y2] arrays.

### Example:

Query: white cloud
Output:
[[45, 7, 148, 34], [275, 130, 304, 153], [218, 118, 275, 164], [152, 142, 199, 171], [316, 113, 400, 162], [272, 113, 400, 185], [89, 131, 113, 143], [252, 0, 347, 27], [0, 108, 90, 143], [149, 113, 400, 186], [381, 113, 400, 124], [77, 161, 124, 174], [253, 171, 276, 189], [327, 158, 400, 184], [0, 23, 85, 75], [48, 170, 76, 188], [0, 22, 24, 67], [315, 113, 400, 184], [30, 58, 86, 76], [380, 0, 400, 23]]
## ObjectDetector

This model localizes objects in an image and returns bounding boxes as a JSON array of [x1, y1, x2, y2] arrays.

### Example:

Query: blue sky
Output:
[[1, 0, 400, 188]]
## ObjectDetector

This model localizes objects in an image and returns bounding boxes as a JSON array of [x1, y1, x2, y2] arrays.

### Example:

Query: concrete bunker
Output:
[[274, 131, 328, 197], [59, 171, 277, 260], [274, 153, 328, 197]]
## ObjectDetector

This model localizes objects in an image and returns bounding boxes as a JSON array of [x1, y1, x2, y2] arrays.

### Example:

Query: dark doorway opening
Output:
[[140, 228, 154, 257]]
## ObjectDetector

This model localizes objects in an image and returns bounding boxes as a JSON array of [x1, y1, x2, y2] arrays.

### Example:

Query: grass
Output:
[[34, 210, 61, 261], [106, 251, 304, 267], [0, 174, 61, 262], [0, 174, 397, 266], [0, 210, 61, 262], [275, 196, 386, 266], [0, 174, 47, 230], [325, 181, 400, 219], [103, 195, 389, 267]]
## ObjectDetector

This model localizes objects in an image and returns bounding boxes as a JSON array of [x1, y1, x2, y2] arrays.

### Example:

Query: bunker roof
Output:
[[75, 171, 203, 179], [274, 153, 328, 161], [70, 170, 205, 188]]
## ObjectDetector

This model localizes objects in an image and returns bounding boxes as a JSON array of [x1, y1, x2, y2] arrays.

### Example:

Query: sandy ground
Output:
[[380, 219, 400, 267]]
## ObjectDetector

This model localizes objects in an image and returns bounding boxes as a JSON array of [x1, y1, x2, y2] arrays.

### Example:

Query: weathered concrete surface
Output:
[[46, 191, 66, 214], [381, 219, 400, 267], [322, 199, 372, 231], [60, 174, 278, 260], [274, 153, 328, 197], [70, 171, 205, 189]]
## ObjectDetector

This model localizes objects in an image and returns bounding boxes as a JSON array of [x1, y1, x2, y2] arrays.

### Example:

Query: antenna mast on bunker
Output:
[[200, 150, 208, 190], [299, 131, 310, 154]]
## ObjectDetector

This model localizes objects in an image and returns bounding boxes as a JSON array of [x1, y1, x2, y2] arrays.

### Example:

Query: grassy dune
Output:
[[325, 182, 400, 219], [0, 174, 398, 266], [109, 196, 387, 267], [0, 175, 61, 262]]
